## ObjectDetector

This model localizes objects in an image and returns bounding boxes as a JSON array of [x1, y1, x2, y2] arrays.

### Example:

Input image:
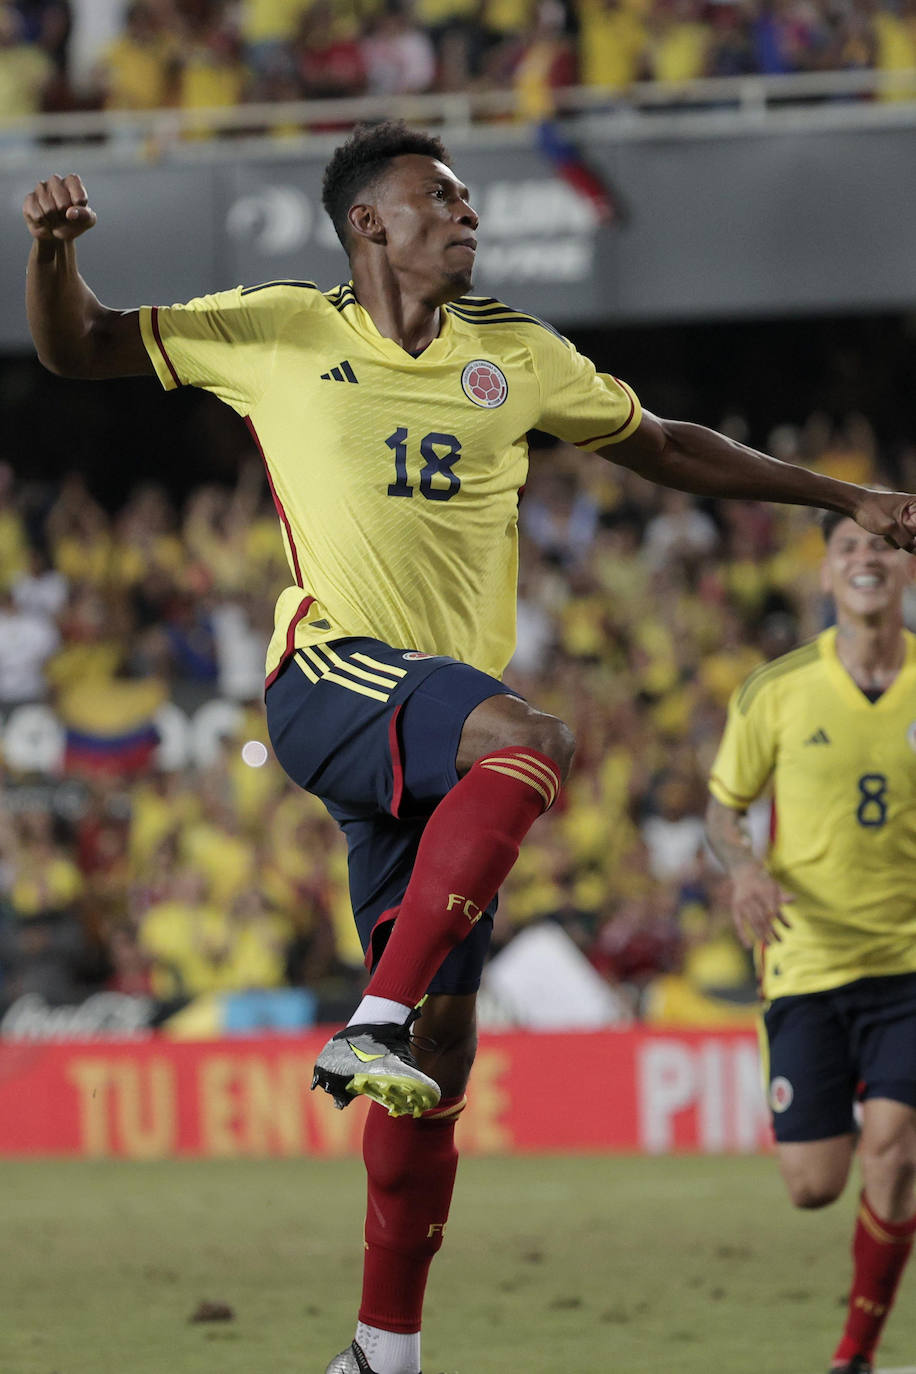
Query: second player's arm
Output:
[[24, 174, 152, 380], [705, 796, 792, 949], [606, 412, 916, 550]]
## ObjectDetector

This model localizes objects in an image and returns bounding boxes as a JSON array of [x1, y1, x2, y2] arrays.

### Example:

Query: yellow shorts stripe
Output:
[[313, 643, 400, 689], [300, 646, 392, 702], [479, 761, 552, 807], [295, 653, 320, 683], [352, 651, 407, 679]]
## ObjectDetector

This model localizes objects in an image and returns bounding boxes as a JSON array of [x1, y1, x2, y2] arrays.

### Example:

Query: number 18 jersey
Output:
[[709, 627, 916, 999], [139, 281, 641, 682]]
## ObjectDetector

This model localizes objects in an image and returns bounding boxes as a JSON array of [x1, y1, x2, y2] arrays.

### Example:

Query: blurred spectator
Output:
[[238, 0, 305, 81], [640, 767, 708, 882], [0, 1, 53, 122], [177, 10, 250, 137], [12, 543, 68, 619], [0, 461, 30, 591], [506, 0, 577, 119], [93, 0, 180, 112], [576, 0, 648, 93], [643, 487, 719, 569], [293, 1, 367, 100], [361, 0, 436, 95], [0, 808, 102, 1010], [871, 0, 916, 100], [645, 0, 711, 82], [707, 0, 754, 76], [0, 585, 59, 704]]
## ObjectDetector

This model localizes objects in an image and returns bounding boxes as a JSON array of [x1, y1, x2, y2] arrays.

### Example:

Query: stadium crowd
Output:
[[0, 397, 906, 1034], [5, 0, 916, 129]]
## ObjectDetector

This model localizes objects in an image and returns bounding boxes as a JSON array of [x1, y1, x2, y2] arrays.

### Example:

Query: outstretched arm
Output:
[[24, 173, 153, 380], [605, 411, 916, 551]]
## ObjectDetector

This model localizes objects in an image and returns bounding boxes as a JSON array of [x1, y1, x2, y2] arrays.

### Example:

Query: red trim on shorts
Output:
[[263, 595, 315, 692], [574, 380, 636, 447], [245, 417, 304, 587], [150, 307, 181, 388], [366, 905, 399, 971], [388, 703, 405, 818]]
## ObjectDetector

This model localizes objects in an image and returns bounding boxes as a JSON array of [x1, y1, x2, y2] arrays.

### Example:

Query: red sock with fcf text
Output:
[[365, 747, 562, 1006], [832, 1191, 916, 1367], [359, 1095, 467, 1333]]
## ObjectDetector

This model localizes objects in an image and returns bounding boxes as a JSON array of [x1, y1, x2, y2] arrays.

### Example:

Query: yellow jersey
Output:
[[139, 282, 640, 682], [709, 627, 916, 1000]]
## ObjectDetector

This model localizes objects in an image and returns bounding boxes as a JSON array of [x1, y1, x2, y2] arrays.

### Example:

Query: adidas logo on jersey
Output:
[[320, 360, 358, 383], [804, 728, 831, 745]]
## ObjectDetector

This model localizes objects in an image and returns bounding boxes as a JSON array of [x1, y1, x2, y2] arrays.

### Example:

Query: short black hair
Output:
[[321, 120, 451, 252], [821, 491, 890, 543], [820, 510, 849, 543]]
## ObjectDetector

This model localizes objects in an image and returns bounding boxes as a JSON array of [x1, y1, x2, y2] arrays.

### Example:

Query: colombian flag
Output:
[[57, 677, 167, 778], [535, 120, 624, 226]]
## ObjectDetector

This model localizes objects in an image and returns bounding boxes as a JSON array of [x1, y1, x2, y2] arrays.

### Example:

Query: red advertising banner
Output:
[[0, 1029, 772, 1159]]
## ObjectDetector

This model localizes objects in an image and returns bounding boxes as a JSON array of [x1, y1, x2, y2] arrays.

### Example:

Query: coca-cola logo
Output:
[[1, 993, 154, 1040]]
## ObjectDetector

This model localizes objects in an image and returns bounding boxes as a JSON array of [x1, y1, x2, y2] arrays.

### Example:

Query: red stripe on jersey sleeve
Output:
[[150, 306, 182, 388], [245, 418, 304, 587], [574, 379, 636, 447]]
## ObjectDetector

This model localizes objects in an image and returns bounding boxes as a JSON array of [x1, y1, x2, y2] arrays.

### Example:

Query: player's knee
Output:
[[861, 1136, 916, 1196], [516, 712, 575, 780], [786, 1178, 844, 1210]]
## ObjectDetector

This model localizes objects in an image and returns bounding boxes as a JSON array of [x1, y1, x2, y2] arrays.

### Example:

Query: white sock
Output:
[[355, 1322, 421, 1374], [348, 996, 412, 1028]]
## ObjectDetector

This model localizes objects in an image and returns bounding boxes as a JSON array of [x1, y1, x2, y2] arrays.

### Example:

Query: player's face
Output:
[[373, 155, 479, 300], [821, 518, 914, 621]]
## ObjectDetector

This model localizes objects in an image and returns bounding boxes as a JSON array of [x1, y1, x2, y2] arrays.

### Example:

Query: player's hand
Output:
[[729, 861, 794, 949], [23, 174, 97, 243], [852, 490, 916, 553]]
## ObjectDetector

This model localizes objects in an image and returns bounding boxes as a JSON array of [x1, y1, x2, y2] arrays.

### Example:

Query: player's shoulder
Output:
[[734, 634, 825, 717], [238, 278, 324, 306], [445, 294, 565, 343], [233, 279, 350, 339]]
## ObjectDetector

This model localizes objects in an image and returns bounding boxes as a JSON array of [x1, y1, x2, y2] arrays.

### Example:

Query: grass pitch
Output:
[[1, 1154, 914, 1374]]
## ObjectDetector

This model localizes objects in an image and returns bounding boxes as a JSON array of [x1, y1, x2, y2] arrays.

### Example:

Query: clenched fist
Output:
[[23, 173, 97, 243]]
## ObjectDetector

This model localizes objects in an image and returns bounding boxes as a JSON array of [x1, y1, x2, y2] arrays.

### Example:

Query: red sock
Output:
[[358, 1095, 467, 1333], [833, 1191, 916, 1366], [366, 747, 561, 1005]]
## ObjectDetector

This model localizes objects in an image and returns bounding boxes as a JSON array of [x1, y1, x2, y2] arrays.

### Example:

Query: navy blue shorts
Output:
[[763, 972, 916, 1143], [265, 637, 517, 995]]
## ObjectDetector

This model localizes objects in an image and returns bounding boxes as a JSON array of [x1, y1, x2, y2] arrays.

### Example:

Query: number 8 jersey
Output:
[[139, 281, 641, 684], [709, 627, 916, 999]]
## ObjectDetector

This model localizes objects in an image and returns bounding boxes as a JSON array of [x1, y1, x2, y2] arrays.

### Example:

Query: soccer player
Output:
[[22, 123, 916, 1374], [706, 512, 916, 1374]]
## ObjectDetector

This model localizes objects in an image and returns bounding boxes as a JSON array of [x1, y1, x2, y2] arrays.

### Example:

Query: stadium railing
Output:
[[4, 67, 916, 166]]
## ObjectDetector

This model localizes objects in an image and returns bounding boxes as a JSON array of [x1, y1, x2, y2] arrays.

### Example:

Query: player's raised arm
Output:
[[23, 174, 153, 380], [604, 410, 916, 552]]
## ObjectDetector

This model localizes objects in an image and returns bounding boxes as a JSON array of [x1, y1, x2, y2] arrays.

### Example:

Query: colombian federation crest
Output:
[[907, 721, 916, 754], [461, 359, 508, 408], [769, 1076, 794, 1113]]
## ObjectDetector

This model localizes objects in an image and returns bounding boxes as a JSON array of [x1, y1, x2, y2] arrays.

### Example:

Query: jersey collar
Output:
[[330, 282, 456, 365], [820, 624, 916, 709]]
